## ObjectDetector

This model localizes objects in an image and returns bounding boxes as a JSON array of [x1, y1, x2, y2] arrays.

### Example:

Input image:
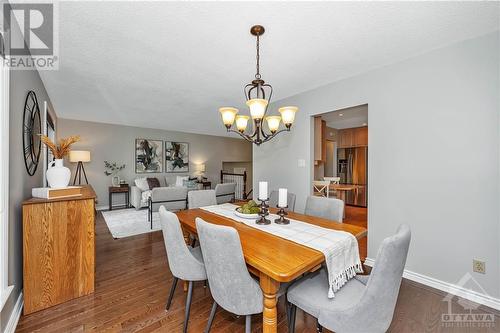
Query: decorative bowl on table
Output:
[[234, 200, 261, 219]]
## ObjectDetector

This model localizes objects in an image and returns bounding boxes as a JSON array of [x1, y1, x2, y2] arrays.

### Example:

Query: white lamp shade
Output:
[[219, 107, 238, 126], [265, 116, 281, 133], [246, 98, 268, 119], [69, 150, 91, 163], [235, 115, 250, 132], [278, 106, 298, 125], [197, 163, 206, 172]]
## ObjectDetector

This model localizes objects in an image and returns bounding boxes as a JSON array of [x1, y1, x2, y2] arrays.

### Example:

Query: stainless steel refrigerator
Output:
[[337, 147, 368, 207]]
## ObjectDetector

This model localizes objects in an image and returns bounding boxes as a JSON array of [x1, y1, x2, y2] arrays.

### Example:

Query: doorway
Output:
[[312, 104, 368, 259]]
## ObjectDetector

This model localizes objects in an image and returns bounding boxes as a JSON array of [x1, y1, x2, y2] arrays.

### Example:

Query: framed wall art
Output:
[[165, 141, 189, 173], [135, 139, 163, 173]]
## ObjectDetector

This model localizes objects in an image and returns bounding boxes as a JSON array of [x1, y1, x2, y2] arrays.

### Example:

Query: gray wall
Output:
[[57, 119, 252, 209], [253, 32, 500, 298], [1, 15, 57, 333]]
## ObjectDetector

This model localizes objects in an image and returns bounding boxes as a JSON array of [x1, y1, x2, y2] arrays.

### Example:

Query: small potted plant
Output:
[[40, 135, 80, 188], [104, 161, 126, 187]]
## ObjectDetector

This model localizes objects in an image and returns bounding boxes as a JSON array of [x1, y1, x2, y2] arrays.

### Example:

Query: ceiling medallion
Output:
[[218, 25, 298, 146]]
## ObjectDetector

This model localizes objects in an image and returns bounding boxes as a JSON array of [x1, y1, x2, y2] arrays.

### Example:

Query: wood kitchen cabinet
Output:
[[314, 117, 327, 161], [338, 128, 354, 148], [338, 126, 367, 148], [354, 126, 368, 146]]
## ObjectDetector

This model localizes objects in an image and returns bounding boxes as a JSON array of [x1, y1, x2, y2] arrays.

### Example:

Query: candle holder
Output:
[[256, 198, 271, 225], [274, 206, 290, 225]]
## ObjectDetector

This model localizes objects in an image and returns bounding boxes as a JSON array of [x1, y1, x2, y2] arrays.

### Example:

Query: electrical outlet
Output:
[[473, 260, 485, 274]]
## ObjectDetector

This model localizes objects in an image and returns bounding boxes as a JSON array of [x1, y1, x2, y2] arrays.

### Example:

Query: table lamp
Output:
[[197, 163, 206, 181], [69, 150, 91, 185]]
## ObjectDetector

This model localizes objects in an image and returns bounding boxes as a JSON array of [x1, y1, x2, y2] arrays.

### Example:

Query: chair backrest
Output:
[[158, 206, 205, 281], [313, 180, 330, 197], [319, 225, 411, 332], [188, 190, 217, 209], [215, 183, 236, 204], [269, 190, 297, 211], [152, 187, 188, 212], [324, 177, 340, 184], [364, 225, 411, 324], [196, 218, 263, 315], [304, 196, 344, 222]]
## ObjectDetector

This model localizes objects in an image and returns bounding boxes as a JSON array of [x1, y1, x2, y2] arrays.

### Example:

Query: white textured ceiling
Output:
[[38, 1, 499, 137], [322, 104, 368, 130]]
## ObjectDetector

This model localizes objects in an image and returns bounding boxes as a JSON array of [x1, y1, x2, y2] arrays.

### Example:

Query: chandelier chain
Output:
[[255, 34, 261, 79]]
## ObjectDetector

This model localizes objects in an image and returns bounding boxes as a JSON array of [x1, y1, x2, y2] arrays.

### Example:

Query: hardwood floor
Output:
[[343, 205, 367, 260], [16, 209, 499, 332]]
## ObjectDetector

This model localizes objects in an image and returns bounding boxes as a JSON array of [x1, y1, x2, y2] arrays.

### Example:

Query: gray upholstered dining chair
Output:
[[158, 206, 207, 333], [269, 190, 296, 211], [304, 196, 344, 222], [196, 218, 287, 333], [188, 189, 217, 209], [287, 224, 411, 333], [214, 182, 237, 204]]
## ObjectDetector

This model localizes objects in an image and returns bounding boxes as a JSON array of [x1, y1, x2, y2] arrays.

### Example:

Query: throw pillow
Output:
[[134, 178, 149, 192], [183, 179, 198, 190], [146, 177, 160, 190], [175, 176, 189, 187]]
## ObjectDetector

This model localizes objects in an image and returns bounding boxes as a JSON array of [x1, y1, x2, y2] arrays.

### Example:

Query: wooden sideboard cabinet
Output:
[[22, 185, 96, 314]]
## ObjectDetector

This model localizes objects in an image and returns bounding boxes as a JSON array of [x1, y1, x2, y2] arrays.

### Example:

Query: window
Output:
[[0, 32, 13, 311]]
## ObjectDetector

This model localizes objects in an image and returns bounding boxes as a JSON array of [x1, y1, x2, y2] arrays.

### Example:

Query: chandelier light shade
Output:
[[218, 25, 298, 145], [246, 98, 268, 119], [235, 115, 250, 132], [219, 107, 238, 126], [279, 106, 298, 126]]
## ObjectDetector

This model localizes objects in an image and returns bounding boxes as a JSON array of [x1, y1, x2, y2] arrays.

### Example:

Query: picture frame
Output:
[[135, 139, 163, 173], [165, 141, 189, 173]]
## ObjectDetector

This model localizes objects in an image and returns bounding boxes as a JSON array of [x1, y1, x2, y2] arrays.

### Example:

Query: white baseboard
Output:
[[96, 205, 109, 211], [4, 291, 23, 333], [363, 258, 500, 311]]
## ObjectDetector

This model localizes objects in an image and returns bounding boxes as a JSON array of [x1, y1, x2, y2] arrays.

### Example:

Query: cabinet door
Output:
[[314, 117, 322, 160], [321, 120, 327, 161], [339, 129, 354, 148], [354, 127, 368, 146]]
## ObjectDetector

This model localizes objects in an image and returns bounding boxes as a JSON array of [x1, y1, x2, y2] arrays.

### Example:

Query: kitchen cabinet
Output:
[[314, 117, 327, 161], [338, 126, 367, 148], [354, 126, 368, 147], [339, 128, 354, 148]]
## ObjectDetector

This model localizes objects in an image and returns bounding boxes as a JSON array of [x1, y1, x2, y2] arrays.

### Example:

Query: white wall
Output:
[[254, 32, 500, 298]]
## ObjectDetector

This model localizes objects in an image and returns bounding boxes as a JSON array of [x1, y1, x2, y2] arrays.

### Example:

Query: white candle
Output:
[[259, 181, 268, 200], [278, 188, 287, 208]]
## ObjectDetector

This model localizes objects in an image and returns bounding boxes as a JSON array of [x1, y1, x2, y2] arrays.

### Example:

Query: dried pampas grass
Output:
[[40, 135, 80, 159]]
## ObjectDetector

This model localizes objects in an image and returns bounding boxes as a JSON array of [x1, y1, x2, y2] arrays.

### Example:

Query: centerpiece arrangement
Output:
[[234, 200, 261, 219]]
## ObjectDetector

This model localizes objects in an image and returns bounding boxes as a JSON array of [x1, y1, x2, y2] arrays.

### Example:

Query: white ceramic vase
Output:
[[46, 159, 71, 188]]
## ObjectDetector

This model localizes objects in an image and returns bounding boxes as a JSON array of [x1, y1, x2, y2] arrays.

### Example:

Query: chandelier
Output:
[[218, 25, 298, 146]]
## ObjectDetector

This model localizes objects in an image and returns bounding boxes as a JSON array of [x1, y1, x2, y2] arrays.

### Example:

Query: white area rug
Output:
[[101, 208, 161, 239]]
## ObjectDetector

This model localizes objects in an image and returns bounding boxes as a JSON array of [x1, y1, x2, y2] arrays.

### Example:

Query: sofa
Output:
[[131, 175, 200, 210]]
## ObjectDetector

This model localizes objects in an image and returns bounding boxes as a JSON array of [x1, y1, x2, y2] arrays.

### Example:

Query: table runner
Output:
[[201, 203, 363, 298]]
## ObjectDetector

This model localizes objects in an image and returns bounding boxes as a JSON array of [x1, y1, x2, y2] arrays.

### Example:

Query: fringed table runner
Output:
[[201, 203, 363, 298]]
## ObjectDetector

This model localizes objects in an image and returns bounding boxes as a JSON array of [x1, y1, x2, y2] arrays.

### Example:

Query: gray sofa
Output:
[[148, 186, 189, 226], [131, 176, 201, 210]]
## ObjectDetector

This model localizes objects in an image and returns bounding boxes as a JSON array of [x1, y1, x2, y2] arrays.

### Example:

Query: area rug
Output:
[[101, 208, 161, 239]]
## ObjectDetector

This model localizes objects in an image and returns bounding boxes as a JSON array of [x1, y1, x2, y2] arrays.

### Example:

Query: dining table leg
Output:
[[260, 272, 280, 333]]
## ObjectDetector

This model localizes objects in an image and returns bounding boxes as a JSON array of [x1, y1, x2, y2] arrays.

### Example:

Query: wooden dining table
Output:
[[176, 206, 367, 333]]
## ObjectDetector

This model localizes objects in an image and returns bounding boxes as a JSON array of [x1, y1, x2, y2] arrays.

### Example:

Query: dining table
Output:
[[175, 205, 367, 333]]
